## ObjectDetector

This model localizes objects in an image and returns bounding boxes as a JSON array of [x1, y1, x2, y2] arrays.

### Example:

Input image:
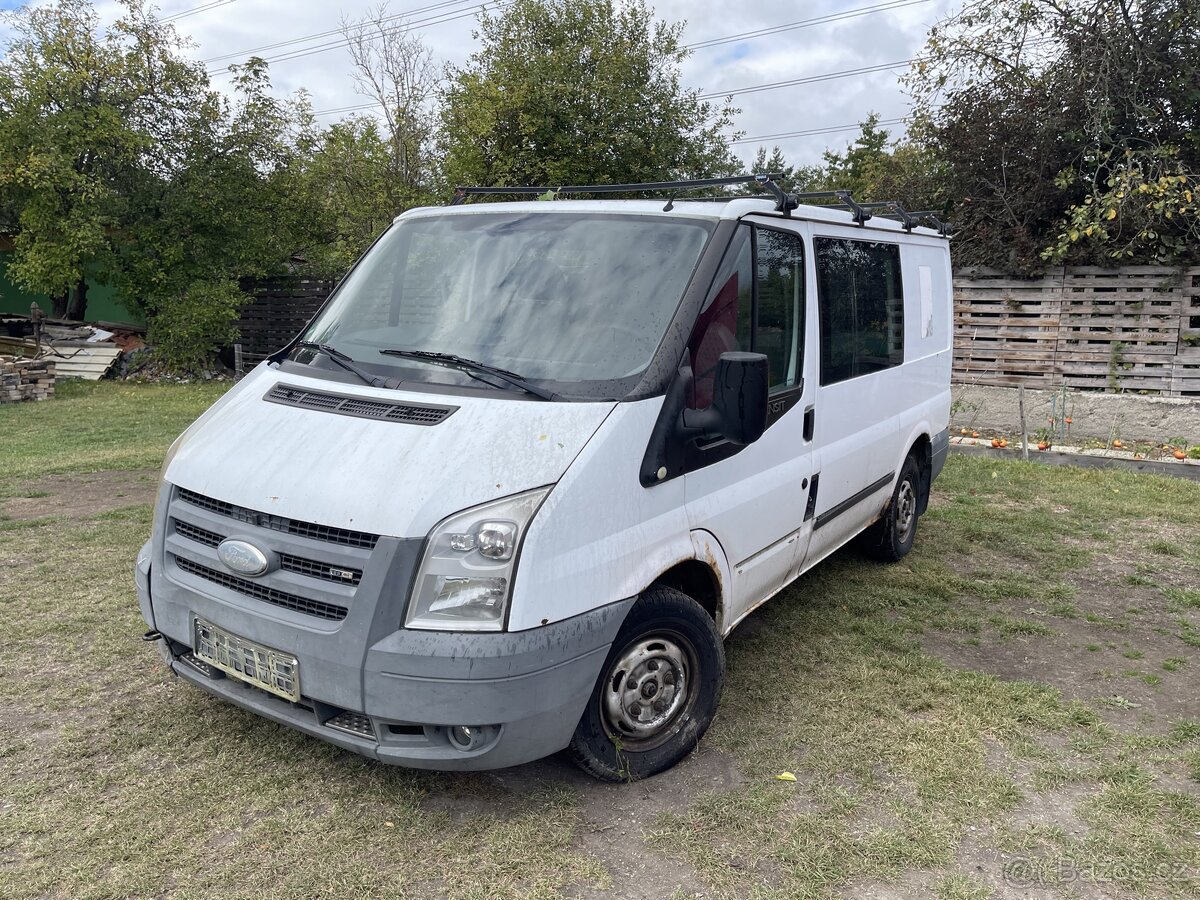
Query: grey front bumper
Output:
[[137, 540, 632, 771]]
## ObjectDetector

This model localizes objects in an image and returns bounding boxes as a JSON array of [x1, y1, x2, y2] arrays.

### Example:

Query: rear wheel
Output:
[[568, 586, 724, 782], [868, 454, 921, 562]]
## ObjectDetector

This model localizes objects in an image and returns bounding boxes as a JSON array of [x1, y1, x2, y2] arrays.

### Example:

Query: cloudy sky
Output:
[[7, 0, 961, 169]]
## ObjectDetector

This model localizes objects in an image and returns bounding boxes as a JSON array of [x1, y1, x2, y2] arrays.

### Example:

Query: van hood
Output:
[[164, 365, 616, 538]]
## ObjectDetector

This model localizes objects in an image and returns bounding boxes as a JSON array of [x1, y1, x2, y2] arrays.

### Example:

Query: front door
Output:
[[683, 220, 817, 628]]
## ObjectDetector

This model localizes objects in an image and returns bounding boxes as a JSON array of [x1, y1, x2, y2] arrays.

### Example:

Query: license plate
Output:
[[192, 618, 300, 702]]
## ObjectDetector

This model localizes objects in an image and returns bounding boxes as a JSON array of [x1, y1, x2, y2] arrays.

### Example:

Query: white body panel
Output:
[[508, 399, 692, 631], [802, 227, 953, 569], [164, 363, 614, 539]]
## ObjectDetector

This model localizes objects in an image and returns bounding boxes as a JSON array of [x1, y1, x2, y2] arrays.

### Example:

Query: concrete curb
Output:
[[950, 441, 1200, 481]]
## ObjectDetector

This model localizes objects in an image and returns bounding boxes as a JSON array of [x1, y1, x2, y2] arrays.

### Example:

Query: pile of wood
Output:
[[0, 356, 55, 403]]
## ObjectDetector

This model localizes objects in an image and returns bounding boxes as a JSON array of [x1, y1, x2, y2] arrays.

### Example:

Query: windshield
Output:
[[298, 211, 714, 397]]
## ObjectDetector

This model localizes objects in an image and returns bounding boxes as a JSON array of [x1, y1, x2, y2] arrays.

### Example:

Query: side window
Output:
[[755, 228, 805, 393], [687, 225, 805, 407], [687, 226, 752, 408], [814, 238, 903, 386]]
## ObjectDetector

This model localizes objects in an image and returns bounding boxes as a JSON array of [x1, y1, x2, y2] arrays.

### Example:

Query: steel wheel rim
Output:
[[895, 477, 917, 543], [600, 630, 698, 751]]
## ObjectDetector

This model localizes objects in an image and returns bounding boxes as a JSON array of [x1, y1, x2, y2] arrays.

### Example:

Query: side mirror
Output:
[[680, 351, 769, 446]]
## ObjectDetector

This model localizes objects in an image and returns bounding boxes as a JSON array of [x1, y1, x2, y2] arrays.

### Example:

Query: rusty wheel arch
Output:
[[650, 558, 721, 624]]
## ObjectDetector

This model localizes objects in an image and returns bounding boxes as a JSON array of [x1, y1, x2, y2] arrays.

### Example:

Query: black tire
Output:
[[568, 586, 724, 782], [867, 454, 922, 562]]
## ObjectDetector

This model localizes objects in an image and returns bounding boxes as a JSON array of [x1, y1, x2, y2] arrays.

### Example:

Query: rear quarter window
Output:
[[815, 237, 904, 386]]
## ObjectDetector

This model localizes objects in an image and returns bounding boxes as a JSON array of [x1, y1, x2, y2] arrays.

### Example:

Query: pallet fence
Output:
[[954, 266, 1200, 397], [236, 277, 335, 365]]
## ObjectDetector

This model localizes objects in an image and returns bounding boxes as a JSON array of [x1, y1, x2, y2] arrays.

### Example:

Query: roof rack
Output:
[[857, 201, 952, 236], [449, 175, 950, 234], [450, 174, 783, 207]]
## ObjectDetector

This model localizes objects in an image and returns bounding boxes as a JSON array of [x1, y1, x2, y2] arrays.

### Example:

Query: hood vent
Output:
[[265, 384, 456, 426]]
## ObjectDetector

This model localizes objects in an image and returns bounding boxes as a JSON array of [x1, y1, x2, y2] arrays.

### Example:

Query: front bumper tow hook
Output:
[[142, 629, 164, 642]]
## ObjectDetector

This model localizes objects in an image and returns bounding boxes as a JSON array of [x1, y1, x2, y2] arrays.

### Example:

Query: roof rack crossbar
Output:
[[903, 210, 952, 236], [450, 174, 786, 206], [782, 190, 872, 226], [858, 201, 917, 230]]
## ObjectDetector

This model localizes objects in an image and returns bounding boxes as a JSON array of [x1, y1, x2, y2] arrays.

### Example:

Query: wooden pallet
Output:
[[954, 266, 1200, 396], [237, 277, 334, 364]]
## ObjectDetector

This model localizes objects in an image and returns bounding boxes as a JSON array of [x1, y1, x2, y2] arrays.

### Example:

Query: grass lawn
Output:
[[0, 383, 1197, 899], [0, 380, 227, 482]]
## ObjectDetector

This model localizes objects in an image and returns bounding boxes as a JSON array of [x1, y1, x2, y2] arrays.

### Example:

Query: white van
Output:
[[136, 177, 952, 781]]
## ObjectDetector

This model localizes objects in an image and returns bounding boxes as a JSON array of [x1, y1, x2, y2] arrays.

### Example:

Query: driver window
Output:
[[687, 226, 752, 408], [686, 224, 805, 408]]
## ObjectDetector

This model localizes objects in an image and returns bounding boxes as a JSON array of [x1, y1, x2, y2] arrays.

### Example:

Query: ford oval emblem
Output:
[[217, 539, 270, 577]]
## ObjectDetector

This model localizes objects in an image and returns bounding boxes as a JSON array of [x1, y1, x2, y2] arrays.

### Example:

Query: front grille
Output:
[[279, 553, 362, 586], [265, 384, 456, 426], [173, 519, 363, 587], [177, 488, 378, 549], [175, 520, 220, 547], [174, 557, 349, 622]]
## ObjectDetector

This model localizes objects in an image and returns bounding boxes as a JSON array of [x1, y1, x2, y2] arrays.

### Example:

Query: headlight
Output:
[[405, 487, 550, 632]]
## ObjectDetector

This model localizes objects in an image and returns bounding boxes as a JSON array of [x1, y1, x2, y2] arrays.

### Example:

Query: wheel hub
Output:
[[602, 636, 691, 745], [895, 479, 916, 541]]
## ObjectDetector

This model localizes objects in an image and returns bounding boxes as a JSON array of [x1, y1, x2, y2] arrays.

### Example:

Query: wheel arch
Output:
[[902, 429, 934, 516], [646, 530, 731, 632]]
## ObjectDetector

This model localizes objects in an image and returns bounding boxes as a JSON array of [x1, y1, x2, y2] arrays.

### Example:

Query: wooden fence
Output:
[[236, 277, 334, 365], [954, 266, 1200, 397]]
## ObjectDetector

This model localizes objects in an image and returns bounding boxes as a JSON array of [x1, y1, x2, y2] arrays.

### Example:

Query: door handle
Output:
[[803, 406, 815, 442]]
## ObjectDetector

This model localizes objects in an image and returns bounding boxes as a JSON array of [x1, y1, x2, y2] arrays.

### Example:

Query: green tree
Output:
[[0, 0, 208, 319], [293, 116, 401, 273], [440, 0, 740, 190], [0, 1, 317, 371], [909, 0, 1200, 270], [820, 114, 892, 197], [741, 120, 944, 212], [820, 117, 947, 212]]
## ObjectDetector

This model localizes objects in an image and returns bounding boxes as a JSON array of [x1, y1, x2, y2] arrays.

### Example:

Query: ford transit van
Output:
[[136, 177, 952, 780]]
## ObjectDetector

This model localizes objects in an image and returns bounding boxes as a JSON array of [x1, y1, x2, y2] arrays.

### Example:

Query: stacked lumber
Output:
[[0, 357, 55, 403]]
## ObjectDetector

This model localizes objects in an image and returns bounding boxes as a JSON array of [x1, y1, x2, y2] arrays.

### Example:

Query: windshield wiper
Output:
[[295, 341, 402, 389], [379, 349, 560, 401]]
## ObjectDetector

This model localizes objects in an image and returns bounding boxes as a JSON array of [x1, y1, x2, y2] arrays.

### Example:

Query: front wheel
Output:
[[867, 454, 921, 562], [568, 586, 724, 781]]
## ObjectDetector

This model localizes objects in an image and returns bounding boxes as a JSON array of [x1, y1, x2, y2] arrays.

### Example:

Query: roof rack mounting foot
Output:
[[755, 174, 798, 215], [834, 190, 871, 226]]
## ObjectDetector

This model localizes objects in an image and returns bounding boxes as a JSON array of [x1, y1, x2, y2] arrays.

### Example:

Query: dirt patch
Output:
[[496, 750, 742, 899], [564, 748, 743, 899], [0, 469, 158, 521], [920, 533, 1200, 735]]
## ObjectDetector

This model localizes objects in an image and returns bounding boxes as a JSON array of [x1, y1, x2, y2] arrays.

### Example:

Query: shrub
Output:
[[147, 279, 243, 375]]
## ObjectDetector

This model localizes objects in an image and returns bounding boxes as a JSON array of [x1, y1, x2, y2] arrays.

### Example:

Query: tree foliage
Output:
[[0, 0, 208, 318], [291, 116, 404, 274], [0, 1, 318, 371], [741, 116, 946, 213], [439, 0, 740, 189], [909, 0, 1200, 270]]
